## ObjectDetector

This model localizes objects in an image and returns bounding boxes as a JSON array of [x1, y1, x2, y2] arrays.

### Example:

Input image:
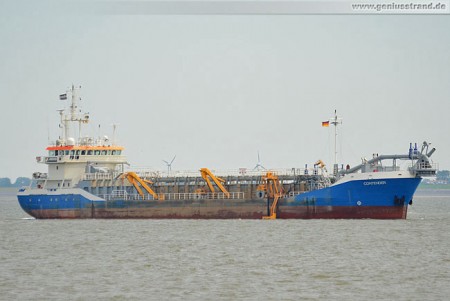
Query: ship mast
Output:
[[63, 85, 75, 142], [60, 85, 89, 146], [330, 110, 342, 165], [329, 110, 342, 175], [57, 109, 65, 142]]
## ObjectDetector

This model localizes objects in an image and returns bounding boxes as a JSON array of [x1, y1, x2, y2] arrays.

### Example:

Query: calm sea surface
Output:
[[1, 188, 449, 301]]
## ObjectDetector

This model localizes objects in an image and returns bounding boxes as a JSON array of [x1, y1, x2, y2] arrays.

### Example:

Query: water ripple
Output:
[[1, 196, 450, 300]]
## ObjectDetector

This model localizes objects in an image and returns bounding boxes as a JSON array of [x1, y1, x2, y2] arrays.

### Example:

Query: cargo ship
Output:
[[17, 86, 437, 219]]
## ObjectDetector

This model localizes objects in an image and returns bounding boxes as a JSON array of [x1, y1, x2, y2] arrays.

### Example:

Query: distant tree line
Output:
[[0, 177, 31, 187], [436, 170, 449, 183]]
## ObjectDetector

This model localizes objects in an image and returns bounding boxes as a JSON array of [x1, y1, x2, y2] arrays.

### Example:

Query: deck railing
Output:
[[81, 167, 330, 182], [126, 167, 328, 178], [101, 191, 246, 201], [100, 190, 309, 201]]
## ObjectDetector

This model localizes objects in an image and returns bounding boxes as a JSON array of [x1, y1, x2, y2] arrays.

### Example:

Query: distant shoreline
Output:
[[419, 183, 450, 190]]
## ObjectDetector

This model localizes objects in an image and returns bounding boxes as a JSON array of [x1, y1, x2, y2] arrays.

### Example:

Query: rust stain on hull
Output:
[[278, 205, 407, 219], [26, 202, 407, 219]]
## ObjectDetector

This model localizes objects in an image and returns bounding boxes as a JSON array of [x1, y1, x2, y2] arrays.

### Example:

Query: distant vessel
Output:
[[17, 86, 437, 219]]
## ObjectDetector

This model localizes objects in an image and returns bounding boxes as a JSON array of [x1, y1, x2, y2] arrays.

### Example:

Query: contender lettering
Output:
[[363, 181, 387, 186]]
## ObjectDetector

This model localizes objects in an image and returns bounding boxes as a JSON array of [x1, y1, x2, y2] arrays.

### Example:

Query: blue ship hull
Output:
[[17, 175, 422, 219], [293, 177, 420, 207]]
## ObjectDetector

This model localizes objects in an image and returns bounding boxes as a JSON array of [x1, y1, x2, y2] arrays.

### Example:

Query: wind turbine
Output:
[[111, 123, 120, 146], [253, 151, 266, 171], [163, 155, 176, 176]]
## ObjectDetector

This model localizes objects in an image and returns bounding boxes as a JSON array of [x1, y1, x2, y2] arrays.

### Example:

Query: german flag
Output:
[[322, 121, 329, 127]]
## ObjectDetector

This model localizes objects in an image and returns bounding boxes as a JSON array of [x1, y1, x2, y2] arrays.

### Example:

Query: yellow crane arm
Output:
[[203, 177, 215, 194], [314, 159, 327, 172], [200, 168, 230, 198], [261, 172, 285, 220], [124, 172, 158, 199], [265, 194, 281, 220], [128, 176, 144, 196]]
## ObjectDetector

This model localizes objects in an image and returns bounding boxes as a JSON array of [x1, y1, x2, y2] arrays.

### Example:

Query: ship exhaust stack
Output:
[[426, 148, 436, 158]]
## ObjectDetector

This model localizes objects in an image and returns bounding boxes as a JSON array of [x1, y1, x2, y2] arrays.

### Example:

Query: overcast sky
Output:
[[1, 1, 449, 180]]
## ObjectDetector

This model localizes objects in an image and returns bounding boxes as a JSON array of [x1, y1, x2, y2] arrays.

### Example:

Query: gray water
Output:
[[1, 189, 449, 301]]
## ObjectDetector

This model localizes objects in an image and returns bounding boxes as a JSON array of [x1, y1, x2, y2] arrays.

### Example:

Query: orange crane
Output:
[[199, 168, 230, 198], [314, 159, 328, 173], [261, 172, 284, 220], [122, 172, 158, 200]]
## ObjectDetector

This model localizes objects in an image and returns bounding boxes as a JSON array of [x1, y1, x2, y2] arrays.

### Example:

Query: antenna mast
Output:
[[59, 85, 89, 146], [329, 110, 342, 174]]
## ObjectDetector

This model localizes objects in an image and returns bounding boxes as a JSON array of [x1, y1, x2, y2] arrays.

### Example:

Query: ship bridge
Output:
[[41, 145, 126, 164], [31, 85, 128, 189]]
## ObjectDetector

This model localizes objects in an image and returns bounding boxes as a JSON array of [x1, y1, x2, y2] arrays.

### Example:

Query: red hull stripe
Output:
[[28, 205, 407, 219], [46, 146, 124, 151]]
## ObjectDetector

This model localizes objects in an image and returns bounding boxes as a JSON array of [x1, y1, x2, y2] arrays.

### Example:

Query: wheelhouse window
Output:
[[49, 150, 55, 156]]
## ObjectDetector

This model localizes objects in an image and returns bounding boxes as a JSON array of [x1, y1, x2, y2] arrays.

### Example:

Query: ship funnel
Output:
[[426, 148, 436, 158]]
